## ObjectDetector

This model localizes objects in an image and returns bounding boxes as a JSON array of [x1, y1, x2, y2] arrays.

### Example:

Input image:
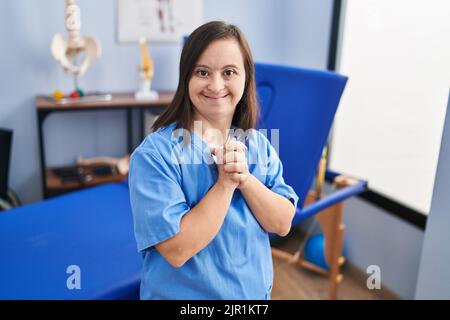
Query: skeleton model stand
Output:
[[50, 0, 101, 95]]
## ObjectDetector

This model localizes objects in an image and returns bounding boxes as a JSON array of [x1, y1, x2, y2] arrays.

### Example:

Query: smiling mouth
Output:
[[202, 94, 229, 100]]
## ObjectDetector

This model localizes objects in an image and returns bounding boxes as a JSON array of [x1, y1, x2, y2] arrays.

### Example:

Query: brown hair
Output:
[[152, 21, 259, 132]]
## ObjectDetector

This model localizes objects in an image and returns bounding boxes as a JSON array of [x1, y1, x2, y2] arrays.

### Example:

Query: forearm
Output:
[[156, 182, 235, 267], [239, 175, 296, 236]]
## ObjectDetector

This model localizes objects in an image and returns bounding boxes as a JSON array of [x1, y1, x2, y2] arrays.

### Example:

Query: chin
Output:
[[201, 108, 235, 119]]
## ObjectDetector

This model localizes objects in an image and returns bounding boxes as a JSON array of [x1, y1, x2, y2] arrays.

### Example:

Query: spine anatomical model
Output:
[[139, 37, 154, 82], [134, 37, 158, 100]]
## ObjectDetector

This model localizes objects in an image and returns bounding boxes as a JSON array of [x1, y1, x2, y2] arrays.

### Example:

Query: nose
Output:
[[207, 74, 225, 93]]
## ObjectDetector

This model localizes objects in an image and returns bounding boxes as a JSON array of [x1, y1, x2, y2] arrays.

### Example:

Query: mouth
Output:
[[202, 93, 229, 100]]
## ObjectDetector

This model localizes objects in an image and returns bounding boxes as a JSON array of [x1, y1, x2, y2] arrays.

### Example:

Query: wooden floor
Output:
[[270, 228, 399, 300]]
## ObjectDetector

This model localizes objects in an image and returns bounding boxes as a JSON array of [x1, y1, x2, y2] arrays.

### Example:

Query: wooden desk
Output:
[[36, 91, 173, 198]]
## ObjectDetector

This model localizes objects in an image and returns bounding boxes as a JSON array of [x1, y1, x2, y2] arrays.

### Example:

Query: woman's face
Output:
[[188, 38, 246, 124]]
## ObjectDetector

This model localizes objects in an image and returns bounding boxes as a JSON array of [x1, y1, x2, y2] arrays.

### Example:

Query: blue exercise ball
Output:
[[304, 233, 329, 271]]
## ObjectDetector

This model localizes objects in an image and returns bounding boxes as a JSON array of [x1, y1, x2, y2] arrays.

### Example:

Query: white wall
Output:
[[415, 94, 450, 299], [343, 198, 424, 299], [204, 0, 332, 69]]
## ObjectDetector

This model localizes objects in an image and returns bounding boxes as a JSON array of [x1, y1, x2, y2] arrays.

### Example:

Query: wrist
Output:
[[238, 174, 254, 191], [215, 180, 237, 194]]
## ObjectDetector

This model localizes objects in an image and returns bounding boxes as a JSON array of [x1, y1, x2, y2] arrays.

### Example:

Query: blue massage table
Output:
[[255, 63, 367, 223], [0, 63, 367, 299], [0, 180, 141, 299]]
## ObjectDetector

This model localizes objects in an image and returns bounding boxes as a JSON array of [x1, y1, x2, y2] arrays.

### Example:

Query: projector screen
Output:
[[329, 0, 450, 214]]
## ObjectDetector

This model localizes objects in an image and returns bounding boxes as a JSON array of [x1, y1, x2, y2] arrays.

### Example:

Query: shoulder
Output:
[[129, 122, 183, 178], [130, 122, 185, 167], [132, 122, 180, 156]]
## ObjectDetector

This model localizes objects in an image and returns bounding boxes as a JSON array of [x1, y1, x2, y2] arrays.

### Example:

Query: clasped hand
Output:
[[211, 140, 250, 189]]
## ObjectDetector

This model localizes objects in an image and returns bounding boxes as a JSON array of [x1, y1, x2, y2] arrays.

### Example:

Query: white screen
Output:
[[329, 0, 450, 214]]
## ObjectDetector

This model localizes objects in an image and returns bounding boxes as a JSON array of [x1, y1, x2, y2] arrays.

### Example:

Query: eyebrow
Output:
[[195, 64, 239, 69]]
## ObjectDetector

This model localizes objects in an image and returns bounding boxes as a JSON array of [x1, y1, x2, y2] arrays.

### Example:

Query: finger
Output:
[[224, 141, 246, 152], [211, 145, 224, 155], [224, 151, 246, 164], [228, 172, 247, 183], [224, 140, 247, 152], [214, 147, 225, 164], [223, 162, 246, 174]]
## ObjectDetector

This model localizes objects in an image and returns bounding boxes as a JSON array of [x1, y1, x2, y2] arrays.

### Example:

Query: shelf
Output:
[[36, 91, 174, 199], [36, 91, 174, 111], [46, 165, 128, 195]]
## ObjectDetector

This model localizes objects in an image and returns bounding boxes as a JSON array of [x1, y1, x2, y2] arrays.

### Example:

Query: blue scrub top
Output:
[[128, 122, 299, 300]]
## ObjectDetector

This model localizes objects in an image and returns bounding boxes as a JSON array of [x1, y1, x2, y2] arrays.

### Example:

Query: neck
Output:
[[191, 114, 232, 147]]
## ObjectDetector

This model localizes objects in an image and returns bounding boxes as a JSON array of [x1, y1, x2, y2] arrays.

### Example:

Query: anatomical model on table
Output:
[[134, 37, 159, 100], [50, 0, 103, 100]]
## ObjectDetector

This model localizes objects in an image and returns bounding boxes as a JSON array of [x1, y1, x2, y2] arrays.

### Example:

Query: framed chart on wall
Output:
[[117, 0, 203, 43]]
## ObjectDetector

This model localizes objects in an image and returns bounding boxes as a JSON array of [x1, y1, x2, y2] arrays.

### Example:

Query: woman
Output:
[[129, 21, 298, 299]]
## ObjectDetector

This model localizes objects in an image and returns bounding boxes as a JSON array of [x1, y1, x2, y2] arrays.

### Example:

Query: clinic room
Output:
[[1, 0, 449, 302]]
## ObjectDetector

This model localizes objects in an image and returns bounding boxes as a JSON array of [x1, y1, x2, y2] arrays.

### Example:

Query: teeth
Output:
[[204, 94, 228, 99]]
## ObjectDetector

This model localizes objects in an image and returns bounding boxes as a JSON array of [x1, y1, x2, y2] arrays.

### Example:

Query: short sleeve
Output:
[[128, 148, 190, 252], [263, 140, 299, 210]]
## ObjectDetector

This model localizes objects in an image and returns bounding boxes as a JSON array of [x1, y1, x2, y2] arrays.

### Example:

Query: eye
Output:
[[196, 69, 209, 78], [224, 69, 236, 77]]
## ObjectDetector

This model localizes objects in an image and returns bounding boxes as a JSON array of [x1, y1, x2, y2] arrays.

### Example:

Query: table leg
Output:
[[127, 109, 133, 153]]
